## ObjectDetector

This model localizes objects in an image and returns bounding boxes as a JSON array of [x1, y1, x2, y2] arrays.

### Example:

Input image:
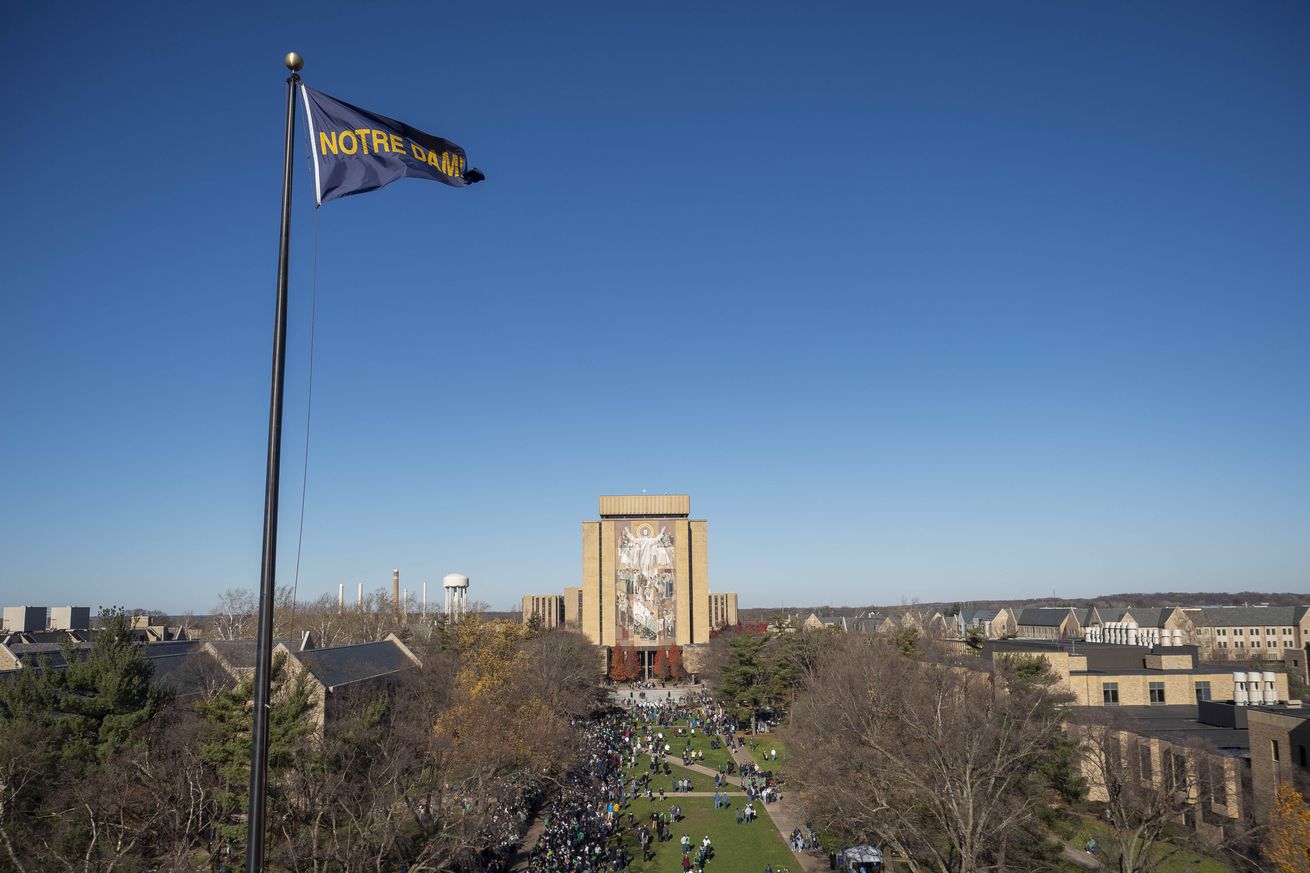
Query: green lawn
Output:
[[614, 795, 801, 873], [741, 736, 793, 773], [642, 719, 738, 771], [623, 758, 741, 793], [1057, 814, 1232, 873]]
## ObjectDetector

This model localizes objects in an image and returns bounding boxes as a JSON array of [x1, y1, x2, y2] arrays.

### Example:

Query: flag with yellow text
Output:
[[300, 85, 482, 205]]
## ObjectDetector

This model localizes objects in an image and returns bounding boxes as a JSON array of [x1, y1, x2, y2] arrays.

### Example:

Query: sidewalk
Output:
[[723, 736, 827, 873]]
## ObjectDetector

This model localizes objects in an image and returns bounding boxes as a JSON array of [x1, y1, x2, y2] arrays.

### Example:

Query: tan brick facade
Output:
[[522, 594, 564, 628], [566, 496, 734, 660]]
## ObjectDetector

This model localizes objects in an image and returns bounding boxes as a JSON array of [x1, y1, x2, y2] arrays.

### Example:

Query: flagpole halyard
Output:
[[245, 50, 302, 873]]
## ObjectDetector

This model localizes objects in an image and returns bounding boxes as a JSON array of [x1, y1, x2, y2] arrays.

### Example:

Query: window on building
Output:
[[1217, 628, 1226, 636], [1195, 681, 1211, 702], [1250, 628, 1259, 636], [1266, 628, 1275, 635], [1252, 640, 1261, 648], [1149, 682, 1166, 705], [1235, 641, 1245, 648], [1234, 629, 1244, 636], [1272, 740, 1280, 762], [1218, 641, 1228, 648], [1103, 682, 1119, 705]]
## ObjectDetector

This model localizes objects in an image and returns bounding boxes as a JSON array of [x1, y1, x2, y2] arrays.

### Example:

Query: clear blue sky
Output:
[[1, 2, 1307, 614]]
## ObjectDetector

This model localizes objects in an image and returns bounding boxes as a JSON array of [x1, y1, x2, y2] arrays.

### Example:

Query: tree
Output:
[[211, 588, 257, 640], [667, 645, 685, 680], [610, 646, 631, 682], [1075, 714, 1197, 873], [712, 631, 776, 732], [653, 647, 670, 681], [963, 626, 988, 652], [1268, 782, 1310, 873], [788, 634, 1071, 873], [624, 644, 642, 681], [525, 612, 544, 636], [196, 653, 316, 861], [887, 625, 920, 657], [0, 606, 172, 869]]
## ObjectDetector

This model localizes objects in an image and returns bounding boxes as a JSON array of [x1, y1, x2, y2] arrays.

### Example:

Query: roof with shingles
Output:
[[206, 639, 298, 671], [291, 640, 416, 690], [1201, 606, 1307, 627], [1018, 608, 1074, 627]]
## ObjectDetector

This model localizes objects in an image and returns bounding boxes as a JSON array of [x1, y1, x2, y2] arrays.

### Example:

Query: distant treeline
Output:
[[740, 590, 1308, 622]]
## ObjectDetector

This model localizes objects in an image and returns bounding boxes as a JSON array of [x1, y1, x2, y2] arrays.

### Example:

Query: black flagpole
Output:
[[245, 51, 302, 873]]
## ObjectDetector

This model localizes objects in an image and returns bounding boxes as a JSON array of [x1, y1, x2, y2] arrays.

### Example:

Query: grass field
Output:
[[1056, 813, 1232, 873], [741, 736, 793, 773], [640, 719, 738, 771], [623, 758, 742, 794], [615, 795, 801, 873]]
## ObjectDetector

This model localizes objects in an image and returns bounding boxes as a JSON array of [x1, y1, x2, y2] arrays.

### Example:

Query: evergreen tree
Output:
[[715, 632, 774, 731], [0, 606, 168, 773], [196, 653, 316, 856]]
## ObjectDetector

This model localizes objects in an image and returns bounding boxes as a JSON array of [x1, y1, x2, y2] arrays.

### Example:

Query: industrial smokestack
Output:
[[338, 583, 344, 613], [357, 582, 363, 608], [392, 569, 400, 621]]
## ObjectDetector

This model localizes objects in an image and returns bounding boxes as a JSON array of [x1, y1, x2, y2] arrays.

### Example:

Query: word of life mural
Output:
[[615, 520, 676, 645]]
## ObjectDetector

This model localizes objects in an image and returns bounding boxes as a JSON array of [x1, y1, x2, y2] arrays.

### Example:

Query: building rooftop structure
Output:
[[288, 638, 420, 691], [1091, 704, 1253, 754], [1200, 605, 1308, 626]]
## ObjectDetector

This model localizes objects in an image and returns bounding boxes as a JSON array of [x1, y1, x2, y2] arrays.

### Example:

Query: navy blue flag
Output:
[[300, 85, 483, 205]]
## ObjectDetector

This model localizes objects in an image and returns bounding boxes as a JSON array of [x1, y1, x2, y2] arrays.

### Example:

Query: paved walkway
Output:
[[722, 736, 828, 873], [507, 809, 548, 873]]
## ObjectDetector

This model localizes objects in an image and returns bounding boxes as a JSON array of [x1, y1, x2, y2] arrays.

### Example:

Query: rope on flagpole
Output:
[[289, 202, 319, 632]]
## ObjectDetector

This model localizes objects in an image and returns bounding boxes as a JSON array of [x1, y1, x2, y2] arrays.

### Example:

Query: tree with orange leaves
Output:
[[667, 645, 685, 680], [1268, 781, 1310, 873], [624, 644, 642, 681], [653, 647, 670, 681]]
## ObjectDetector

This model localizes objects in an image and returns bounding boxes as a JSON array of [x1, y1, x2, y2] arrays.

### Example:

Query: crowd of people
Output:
[[521, 693, 813, 873]]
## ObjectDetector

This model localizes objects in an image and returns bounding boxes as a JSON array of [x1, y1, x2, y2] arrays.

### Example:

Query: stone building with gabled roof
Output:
[[1185, 605, 1310, 662], [1016, 607, 1085, 640], [955, 607, 1018, 640], [277, 633, 422, 732]]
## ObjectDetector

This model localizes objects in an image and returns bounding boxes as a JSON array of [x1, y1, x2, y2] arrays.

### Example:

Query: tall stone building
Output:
[[522, 594, 564, 629], [517, 496, 739, 677], [576, 495, 737, 676]]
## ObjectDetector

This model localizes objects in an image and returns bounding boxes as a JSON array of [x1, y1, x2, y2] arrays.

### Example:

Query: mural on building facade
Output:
[[614, 519, 676, 645]]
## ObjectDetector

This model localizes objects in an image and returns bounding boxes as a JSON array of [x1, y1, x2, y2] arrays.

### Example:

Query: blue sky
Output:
[[1, 2, 1307, 613]]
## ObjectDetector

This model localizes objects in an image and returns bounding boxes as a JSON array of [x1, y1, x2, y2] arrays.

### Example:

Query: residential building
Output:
[[708, 592, 738, 629], [277, 634, 422, 732], [522, 594, 565, 628], [563, 586, 582, 628], [1185, 606, 1310, 661], [986, 639, 1292, 708], [1083, 606, 1195, 647], [955, 607, 1018, 639], [1016, 607, 1088, 640]]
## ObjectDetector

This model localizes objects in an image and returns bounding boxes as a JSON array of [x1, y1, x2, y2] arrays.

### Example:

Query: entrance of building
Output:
[[637, 649, 654, 680]]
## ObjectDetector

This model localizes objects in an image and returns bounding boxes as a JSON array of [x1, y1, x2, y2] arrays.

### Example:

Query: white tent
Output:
[[841, 845, 883, 872]]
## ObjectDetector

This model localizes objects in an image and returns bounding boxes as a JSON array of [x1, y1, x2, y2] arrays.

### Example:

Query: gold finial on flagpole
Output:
[[284, 52, 304, 72]]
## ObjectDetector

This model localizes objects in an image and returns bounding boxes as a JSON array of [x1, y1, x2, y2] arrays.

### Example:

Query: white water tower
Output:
[[443, 573, 469, 621]]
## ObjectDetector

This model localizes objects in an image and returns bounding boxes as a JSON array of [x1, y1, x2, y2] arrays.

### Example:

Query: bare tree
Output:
[[1074, 714, 1224, 873], [788, 634, 1070, 873], [211, 588, 256, 640]]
